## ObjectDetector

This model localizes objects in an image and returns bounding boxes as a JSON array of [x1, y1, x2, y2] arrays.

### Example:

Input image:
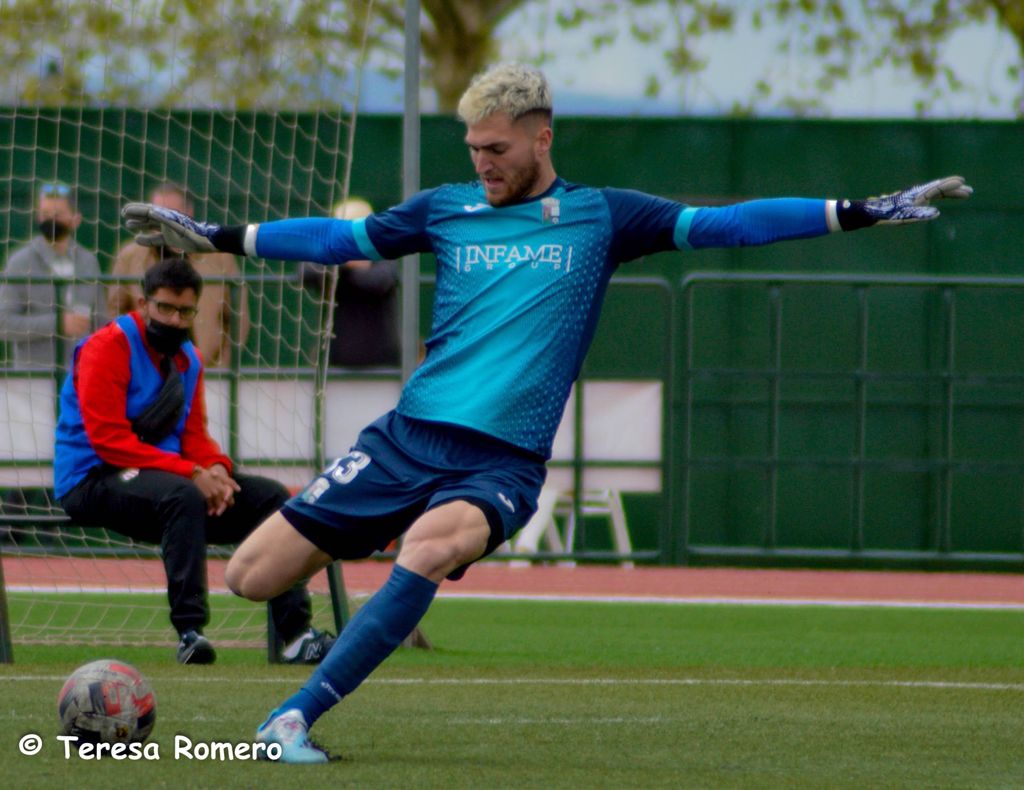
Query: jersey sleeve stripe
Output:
[[351, 217, 383, 261], [673, 207, 699, 250]]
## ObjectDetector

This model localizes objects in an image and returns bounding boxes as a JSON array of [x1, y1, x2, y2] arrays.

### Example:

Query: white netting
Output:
[[0, 0, 378, 648]]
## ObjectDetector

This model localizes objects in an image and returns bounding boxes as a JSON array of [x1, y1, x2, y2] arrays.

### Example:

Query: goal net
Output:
[[0, 0, 381, 652]]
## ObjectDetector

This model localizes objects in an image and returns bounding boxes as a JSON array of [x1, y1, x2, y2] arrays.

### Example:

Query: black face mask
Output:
[[38, 218, 71, 242], [145, 319, 190, 355]]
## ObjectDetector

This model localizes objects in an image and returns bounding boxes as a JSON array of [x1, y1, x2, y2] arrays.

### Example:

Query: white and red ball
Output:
[[57, 659, 156, 743]]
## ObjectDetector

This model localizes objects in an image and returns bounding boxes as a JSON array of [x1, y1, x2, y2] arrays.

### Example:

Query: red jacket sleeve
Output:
[[75, 321, 231, 477], [178, 356, 232, 473]]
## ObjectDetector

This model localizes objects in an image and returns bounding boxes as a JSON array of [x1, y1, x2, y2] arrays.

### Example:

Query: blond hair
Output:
[[333, 197, 374, 220], [456, 63, 552, 126]]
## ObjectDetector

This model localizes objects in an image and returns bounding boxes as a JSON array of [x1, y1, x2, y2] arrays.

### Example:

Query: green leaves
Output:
[[0, 0, 371, 110], [755, 0, 1020, 116], [0, 0, 1019, 115]]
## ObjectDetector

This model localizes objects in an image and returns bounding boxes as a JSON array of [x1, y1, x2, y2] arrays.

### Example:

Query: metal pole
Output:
[[400, 0, 421, 383], [0, 542, 14, 663], [766, 286, 782, 551], [940, 287, 956, 554], [852, 286, 868, 553]]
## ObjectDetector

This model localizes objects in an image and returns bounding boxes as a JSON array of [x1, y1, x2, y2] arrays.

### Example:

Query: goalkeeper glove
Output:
[[836, 175, 973, 230], [121, 203, 242, 254]]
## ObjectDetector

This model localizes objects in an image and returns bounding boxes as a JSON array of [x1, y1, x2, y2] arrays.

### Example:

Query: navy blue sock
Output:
[[272, 564, 438, 728]]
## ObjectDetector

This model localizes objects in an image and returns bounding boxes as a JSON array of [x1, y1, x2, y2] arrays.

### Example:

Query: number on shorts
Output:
[[326, 451, 371, 485]]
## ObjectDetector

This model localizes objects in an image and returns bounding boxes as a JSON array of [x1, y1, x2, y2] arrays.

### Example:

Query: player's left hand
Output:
[[122, 202, 221, 252], [863, 175, 973, 224]]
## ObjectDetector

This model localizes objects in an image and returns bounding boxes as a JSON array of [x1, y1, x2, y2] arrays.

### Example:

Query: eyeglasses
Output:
[[39, 182, 72, 198], [149, 299, 198, 320]]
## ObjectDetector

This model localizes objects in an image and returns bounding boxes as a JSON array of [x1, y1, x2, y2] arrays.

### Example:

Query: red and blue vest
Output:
[[54, 314, 200, 499]]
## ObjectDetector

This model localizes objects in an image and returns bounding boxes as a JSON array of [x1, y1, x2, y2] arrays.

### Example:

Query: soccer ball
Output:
[[57, 659, 156, 743]]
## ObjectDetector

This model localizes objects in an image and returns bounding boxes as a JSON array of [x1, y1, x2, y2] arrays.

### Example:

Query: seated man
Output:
[[54, 256, 332, 665]]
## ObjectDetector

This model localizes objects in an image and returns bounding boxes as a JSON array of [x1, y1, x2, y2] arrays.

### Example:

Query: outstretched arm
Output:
[[682, 175, 973, 250], [607, 175, 972, 261], [120, 206, 378, 264], [123, 189, 439, 264]]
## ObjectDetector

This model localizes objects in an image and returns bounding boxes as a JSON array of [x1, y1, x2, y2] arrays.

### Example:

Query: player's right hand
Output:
[[121, 202, 221, 253]]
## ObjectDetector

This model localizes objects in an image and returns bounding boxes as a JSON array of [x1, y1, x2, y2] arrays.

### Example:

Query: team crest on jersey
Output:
[[541, 197, 560, 225]]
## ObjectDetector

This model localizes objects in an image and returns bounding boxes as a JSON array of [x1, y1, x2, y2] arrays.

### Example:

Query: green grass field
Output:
[[2, 597, 1023, 789]]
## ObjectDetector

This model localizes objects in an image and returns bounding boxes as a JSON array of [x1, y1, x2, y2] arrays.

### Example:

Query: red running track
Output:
[[4, 556, 1023, 607]]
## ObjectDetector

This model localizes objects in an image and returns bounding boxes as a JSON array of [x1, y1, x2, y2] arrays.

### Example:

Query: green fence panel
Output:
[[2, 111, 1022, 567], [678, 272, 1024, 568]]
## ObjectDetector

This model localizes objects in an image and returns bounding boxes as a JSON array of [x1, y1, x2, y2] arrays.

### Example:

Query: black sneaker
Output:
[[280, 628, 335, 664], [177, 629, 216, 664]]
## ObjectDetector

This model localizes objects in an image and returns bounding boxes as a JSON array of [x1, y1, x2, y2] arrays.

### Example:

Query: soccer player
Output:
[[122, 63, 972, 762]]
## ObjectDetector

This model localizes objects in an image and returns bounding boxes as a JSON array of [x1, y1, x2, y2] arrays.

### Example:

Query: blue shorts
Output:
[[281, 411, 547, 579]]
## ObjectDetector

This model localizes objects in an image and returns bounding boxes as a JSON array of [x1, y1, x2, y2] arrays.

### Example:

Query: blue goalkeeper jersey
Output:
[[256, 178, 828, 457]]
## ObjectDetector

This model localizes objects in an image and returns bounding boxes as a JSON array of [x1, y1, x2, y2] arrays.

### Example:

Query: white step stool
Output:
[[513, 486, 634, 567]]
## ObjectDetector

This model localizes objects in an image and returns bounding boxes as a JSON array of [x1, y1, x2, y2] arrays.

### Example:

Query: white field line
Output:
[[435, 592, 1024, 610], [4, 675, 1024, 692], [447, 716, 670, 725], [7, 586, 225, 595], [7, 585, 1024, 610]]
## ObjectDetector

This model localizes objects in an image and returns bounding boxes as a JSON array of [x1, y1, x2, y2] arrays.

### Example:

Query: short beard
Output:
[[486, 158, 542, 207]]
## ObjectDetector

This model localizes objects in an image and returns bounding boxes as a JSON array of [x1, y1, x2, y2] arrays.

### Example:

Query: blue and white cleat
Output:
[[256, 709, 330, 764]]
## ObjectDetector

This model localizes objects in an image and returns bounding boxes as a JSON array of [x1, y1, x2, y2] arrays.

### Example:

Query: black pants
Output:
[[61, 467, 311, 642]]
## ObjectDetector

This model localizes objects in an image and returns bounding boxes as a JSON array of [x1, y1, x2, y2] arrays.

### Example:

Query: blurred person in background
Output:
[[0, 181, 104, 369], [109, 182, 249, 367], [300, 197, 400, 368]]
